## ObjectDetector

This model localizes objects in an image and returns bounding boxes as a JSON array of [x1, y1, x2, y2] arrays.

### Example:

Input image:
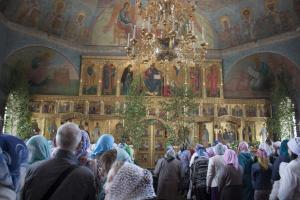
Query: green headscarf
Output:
[[280, 139, 289, 157], [26, 135, 51, 164]]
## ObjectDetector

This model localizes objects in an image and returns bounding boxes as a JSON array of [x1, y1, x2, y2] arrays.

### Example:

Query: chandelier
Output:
[[125, 0, 208, 65]]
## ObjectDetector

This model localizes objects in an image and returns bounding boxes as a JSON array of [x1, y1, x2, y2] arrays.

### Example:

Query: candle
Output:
[[148, 17, 151, 32], [127, 33, 130, 46], [122, 119, 125, 127], [192, 21, 195, 34], [133, 25, 136, 39]]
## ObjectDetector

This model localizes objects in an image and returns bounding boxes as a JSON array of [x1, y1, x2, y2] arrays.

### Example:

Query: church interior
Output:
[[0, 0, 300, 168]]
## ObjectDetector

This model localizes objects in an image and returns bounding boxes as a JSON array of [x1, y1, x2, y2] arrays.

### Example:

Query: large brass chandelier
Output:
[[125, 0, 208, 65]]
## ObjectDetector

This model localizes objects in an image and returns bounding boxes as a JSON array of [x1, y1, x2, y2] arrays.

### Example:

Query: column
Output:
[[220, 65, 224, 98]]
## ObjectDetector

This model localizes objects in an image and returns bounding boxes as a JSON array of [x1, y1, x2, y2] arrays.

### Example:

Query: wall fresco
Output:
[[224, 53, 300, 98], [4, 46, 79, 95]]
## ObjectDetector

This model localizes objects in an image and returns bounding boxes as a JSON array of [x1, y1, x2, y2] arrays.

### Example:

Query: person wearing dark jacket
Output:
[[22, 122, 96, 200], [238, 142, 254, 200], [251, 149, 272, 200]]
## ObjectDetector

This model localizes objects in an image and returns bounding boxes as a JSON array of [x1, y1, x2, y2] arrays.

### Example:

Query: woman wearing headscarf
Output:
[[154, 146, 182, 200], [0, 134, 28, 200], [92, 134, 115, 199], [206, 143, 226, 200], [238, 141, 254, 200], [189, 147, 209, 200], [26, 135, 51, 165], [92, 134, 114, 158], [251, 149, 272, 200], [179, 148, 191, 196], [104, 161, 156, 200], [269, 139, 290, 200], [76, 131, 91, 160], [219, 149, 243, 200]]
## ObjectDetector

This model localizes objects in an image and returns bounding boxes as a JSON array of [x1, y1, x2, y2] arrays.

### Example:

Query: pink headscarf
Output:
[[238, 141, 249, 152], [256, 149, 269, 170], [224, 149, 239, 170]]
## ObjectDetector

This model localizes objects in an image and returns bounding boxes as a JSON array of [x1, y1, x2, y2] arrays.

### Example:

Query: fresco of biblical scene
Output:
[[42, 101, 55, 113], [245, 105, 257, 117], [205, 63, 221, 97], [215, 0, 300, 48], [232, 105, 243, 117], [102, 62, 117, 95], [89, 101, 101, 114], [4, 46, 79, 95], [218, 105, 228, 117], [222, 122, 238, 144], [29, 101, 41, 113], [203, 103, 215, 117], [58, 102, 70, 113], [259, 104, 271, 117], [74, 101, 85, 114], [121, 64, 133, 95], [82, 62, 99, 95], [224, 53, 300, 99], [190, 65, 202, 97], [143, 63, 163, 96], [90, 0, 214, 47]]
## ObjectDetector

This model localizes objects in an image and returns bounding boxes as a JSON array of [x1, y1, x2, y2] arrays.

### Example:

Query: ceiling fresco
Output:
[[1, 0, 299, 49]]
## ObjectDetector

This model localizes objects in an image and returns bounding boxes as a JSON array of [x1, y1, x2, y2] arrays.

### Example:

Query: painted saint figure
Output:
[[91, 122, 101, 143], [102, 63, 116, 95], [207, 64, 219, 97], [201, 125, 209, 146], [121, 64, 133, 95], [144, 63, 162, 96], [117, 2, 133, 35]]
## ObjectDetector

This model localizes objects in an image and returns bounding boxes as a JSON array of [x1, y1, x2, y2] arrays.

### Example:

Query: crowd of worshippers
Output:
[[0, 122, 300, 200]]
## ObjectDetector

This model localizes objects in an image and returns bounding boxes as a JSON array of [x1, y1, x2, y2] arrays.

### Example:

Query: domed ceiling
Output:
[[1, 0, 300, 49]]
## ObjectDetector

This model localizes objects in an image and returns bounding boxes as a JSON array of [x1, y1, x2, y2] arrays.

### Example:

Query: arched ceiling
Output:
[[1, 0, 300, 49]]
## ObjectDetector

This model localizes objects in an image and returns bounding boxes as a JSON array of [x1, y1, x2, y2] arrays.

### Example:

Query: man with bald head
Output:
[[23, 122, 96, 200]]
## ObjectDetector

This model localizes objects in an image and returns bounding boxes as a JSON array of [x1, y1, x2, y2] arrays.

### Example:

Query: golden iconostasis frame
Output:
[[29, 56, 271, 168]]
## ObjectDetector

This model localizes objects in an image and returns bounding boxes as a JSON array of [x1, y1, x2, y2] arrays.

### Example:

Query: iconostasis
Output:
[[29, 56, 270, 168]]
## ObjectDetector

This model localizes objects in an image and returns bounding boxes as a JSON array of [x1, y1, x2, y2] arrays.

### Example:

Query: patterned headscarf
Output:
[[165, 146, 176, 161], [26, 135, 51, 164], [92, 134, 114, 158], [105, 162, 156, 200], [256, 148, 269, 170], [224, 149, 239, 170], [75, 130, 91, 159], [279, 139, 289, 157], [0, 134, 28, 192], [179, 150, 191, 173], [238, 141, 249, 153]]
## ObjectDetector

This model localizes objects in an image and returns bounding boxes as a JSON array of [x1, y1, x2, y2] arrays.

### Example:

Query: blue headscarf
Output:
[[197, 147, 208, 158], [280, 139, 289, 157], [92, 134, 114, 158], [0, 134, 28, 192], [179, 150, 191, 173], [75, 130, 91, 159], [26, 135, 50, 164]]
